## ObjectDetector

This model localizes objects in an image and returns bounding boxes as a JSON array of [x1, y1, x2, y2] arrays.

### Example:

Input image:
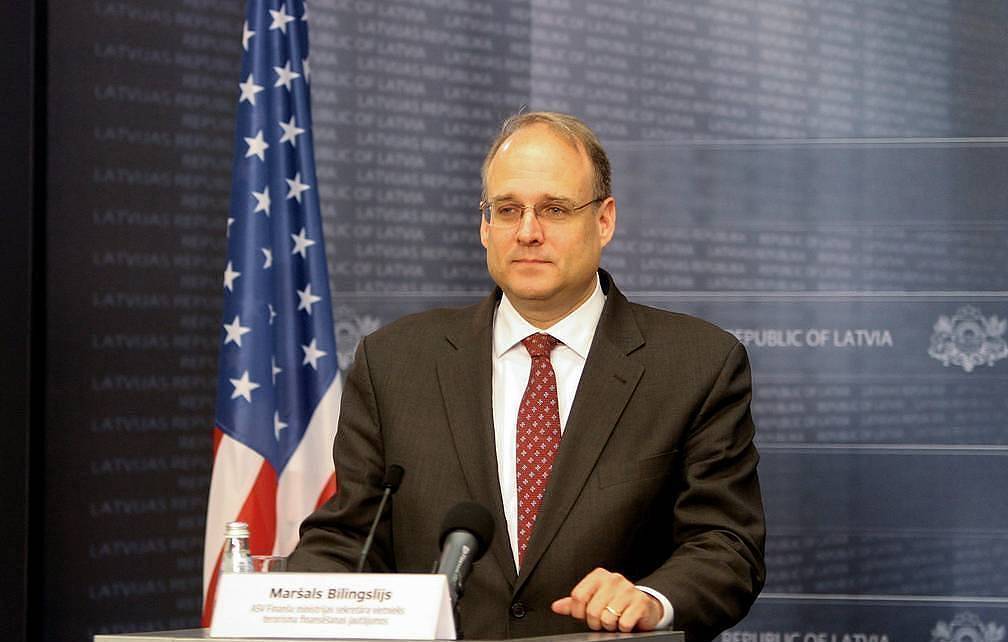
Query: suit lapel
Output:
[[515, 280, 645, 592], [436, 291, 518, 586]]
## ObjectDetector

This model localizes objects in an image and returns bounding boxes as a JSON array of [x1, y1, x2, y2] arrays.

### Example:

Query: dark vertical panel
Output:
[[0, 1, 40, 641]]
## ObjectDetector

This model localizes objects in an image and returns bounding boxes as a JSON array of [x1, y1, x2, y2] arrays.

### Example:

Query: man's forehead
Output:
[[486, 124, 592, 187]]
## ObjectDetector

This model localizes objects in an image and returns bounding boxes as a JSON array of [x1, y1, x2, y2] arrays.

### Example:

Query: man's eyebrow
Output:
[[488, 193, 575, 203], [488, 193, 518, 202]]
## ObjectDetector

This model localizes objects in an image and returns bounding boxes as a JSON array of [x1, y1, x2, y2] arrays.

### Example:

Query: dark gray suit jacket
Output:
[[288, 273, 765, 641]]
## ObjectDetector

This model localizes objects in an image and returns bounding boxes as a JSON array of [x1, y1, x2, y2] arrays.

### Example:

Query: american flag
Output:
[[202, 0, 340, 624]]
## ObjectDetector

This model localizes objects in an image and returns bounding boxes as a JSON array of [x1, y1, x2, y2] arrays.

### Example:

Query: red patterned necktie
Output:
[[516, 333, 561, 565]]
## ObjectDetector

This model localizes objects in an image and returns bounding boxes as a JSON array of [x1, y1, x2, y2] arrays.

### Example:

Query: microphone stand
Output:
[[356, 466, 404, 573], [356, 487, 393, 572]]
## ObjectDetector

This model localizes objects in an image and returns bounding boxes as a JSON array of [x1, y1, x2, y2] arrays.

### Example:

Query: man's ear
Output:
[[597, 196, 616, 248]]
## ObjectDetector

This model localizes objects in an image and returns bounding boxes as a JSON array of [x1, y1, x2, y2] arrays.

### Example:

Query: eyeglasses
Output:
[[479, 197, 603, 228]]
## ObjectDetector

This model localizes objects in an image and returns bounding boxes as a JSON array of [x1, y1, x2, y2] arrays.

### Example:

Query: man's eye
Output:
[[496, 206, 521, 217], [544, 206, 569, 217]]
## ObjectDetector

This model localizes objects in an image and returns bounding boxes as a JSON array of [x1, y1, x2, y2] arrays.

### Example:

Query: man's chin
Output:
[[505, 281, 559, 304]]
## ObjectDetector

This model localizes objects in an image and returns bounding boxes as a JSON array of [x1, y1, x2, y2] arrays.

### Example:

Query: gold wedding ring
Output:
[[605, 606, 623, 617]]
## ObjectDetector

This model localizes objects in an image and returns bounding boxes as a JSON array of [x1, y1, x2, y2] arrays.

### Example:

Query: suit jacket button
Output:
[[510, 602, 526, 619]]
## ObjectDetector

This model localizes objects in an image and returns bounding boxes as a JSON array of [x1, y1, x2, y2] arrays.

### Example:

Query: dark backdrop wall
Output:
[[42, 2, 1008, 642]]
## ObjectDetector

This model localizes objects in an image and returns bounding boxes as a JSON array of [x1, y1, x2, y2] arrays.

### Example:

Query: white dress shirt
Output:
[[490, 275, 674, 628]]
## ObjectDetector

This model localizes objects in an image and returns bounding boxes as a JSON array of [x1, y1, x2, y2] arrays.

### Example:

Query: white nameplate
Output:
[[210, 572, 456, 640]]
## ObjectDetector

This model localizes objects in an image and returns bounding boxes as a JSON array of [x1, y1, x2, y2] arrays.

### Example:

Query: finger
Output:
[[550, 597, 573, 616], [600, 585, 638, 632], [599, 603, 625, 631], [619, 597, 644, 632], [565, 592, 588, 621], [554, 589, 589, 620], [585, 611, 602, 631], [618, 592, 662, 632], [568, 567, 608, 606], [585, 588, 613, 630], [584, 572, 626, 630], [569, 568, 608, 624]]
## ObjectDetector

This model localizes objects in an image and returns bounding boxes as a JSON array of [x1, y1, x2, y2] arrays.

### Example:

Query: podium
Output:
[[95, 629, 684, 642]]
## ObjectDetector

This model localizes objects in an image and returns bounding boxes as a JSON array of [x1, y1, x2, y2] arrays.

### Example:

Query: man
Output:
[[288, 112, 765, 641]]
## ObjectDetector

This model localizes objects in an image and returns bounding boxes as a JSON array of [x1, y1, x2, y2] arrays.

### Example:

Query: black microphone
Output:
[[355, 464, 405, 572], [435, 502, 495, 608]]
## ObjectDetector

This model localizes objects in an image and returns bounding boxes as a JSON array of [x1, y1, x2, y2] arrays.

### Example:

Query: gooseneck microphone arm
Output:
[[355, 465, 405, 573]]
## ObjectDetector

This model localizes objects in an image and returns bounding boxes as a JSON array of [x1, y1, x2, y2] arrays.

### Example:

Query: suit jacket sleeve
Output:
[[286, 336, 395, 573], [640, 341, 766, 641]]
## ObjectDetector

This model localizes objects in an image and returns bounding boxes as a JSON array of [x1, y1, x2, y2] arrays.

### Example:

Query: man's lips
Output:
[[512, 258, 551, 264]]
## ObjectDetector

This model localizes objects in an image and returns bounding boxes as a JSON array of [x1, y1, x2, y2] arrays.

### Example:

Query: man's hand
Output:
[[550, 567, 663, 632]]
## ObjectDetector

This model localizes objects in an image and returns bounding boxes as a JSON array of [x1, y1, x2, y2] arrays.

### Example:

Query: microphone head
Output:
[[439, 502, 495, 560], [383, 465, 405, 492]]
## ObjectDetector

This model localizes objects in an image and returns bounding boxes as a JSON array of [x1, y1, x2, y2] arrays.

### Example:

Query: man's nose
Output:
[[515, 208, 544, 244]]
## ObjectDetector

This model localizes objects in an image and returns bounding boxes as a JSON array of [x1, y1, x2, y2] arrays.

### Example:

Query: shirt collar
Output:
[[493, 274, 606, 359]]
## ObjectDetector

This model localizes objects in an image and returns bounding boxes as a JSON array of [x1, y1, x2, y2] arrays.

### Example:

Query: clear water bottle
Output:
[[220, 521, 253, 573]]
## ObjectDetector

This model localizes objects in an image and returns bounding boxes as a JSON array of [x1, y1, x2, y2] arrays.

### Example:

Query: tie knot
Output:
[[522, 333, 559, 358]]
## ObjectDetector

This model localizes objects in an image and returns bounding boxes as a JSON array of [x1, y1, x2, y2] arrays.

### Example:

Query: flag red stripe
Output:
[[200, 546, 224, 627], [242, 461, 279, 556], [315, 472, 338, 508], [212, 426, 224, 458]]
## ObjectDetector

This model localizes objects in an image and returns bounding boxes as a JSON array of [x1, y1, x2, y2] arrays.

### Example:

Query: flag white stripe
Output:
[[273, 376, 343, 555]]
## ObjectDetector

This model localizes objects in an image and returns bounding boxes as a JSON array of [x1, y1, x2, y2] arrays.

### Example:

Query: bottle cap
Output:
[[225, 521, 250, 538]]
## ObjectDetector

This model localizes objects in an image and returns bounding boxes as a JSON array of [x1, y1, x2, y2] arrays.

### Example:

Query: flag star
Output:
[[271, 357, 282, 383], [238, 74, 264, 105], [302, 1, 310, 21], [274, 60, 301, 90], [302, 338, 327, 369], [223, 315, 252, 347], [269, 4, 296, 33], [268, 304, 277, 325], [297, 283, 322, 314], [285, 172, 311, 202], [261, 247, 272, 269], [291, 227, 316, 257], [223, 261, 241, 291], [226, 217, 235, 238], [302, 57, 311, 81], [240, 19, 254, 50], [278, 116, 305, 146], [251, 186, 270, 215], [229, 370, 260, 402], [273, 412, 288, 440], [244, 130, 269, 161]]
